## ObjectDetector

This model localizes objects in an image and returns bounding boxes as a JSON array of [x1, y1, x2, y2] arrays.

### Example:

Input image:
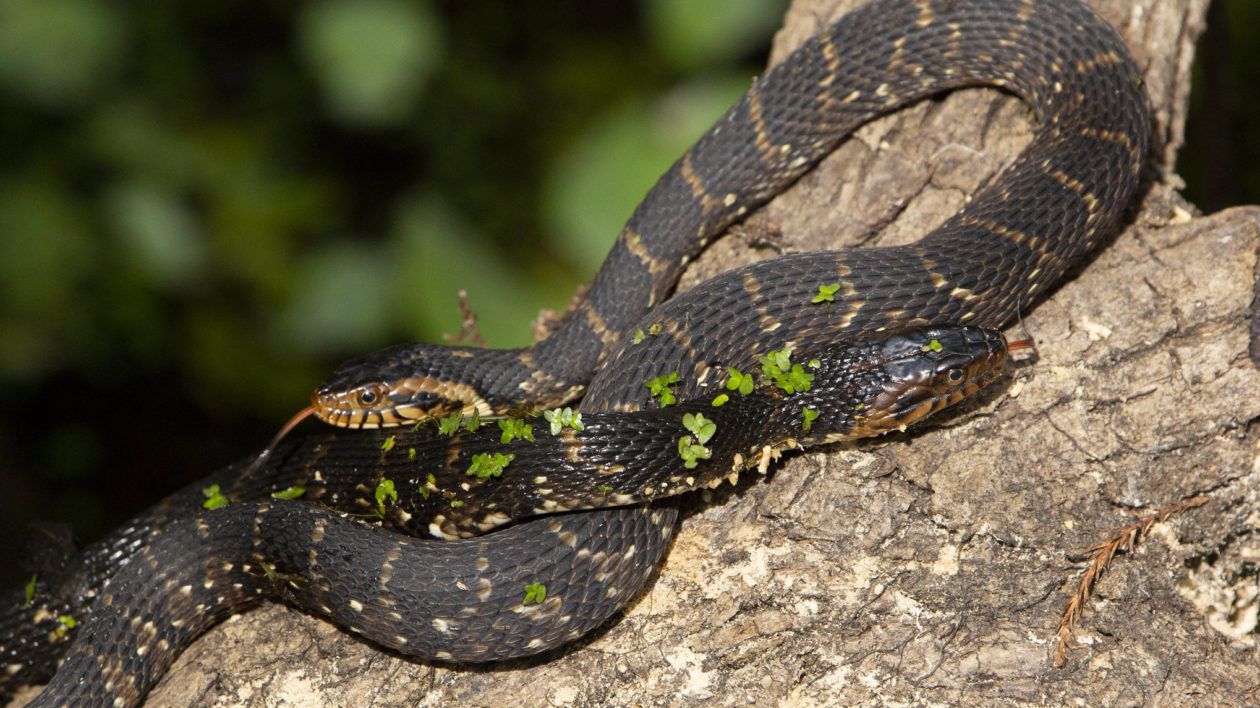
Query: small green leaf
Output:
[[677, 435, 712, 469], [543, 407, 583, 435], [726, 367, 755, 395], [437, 414, 463, 436], [802, 406, 819, 433], [53, 614, 76, 638], [811, 283, 841, 303], [450, 500, 464, 508], [374, 478, 397, 515], [467, 452, 515, 478], [633, 328, 645, 344], [682, 412, 716, 445], [23, 574, 36, 608], [381, 435, 396, 452], [202, 485, 229, 510], [647, 322, 663, 336], [523, 582, 547, 605], [711, 393, 729, 407], [271, 486, 306, 500], [597, 485, 614, 497], [646, 372, 681, 407], [465, 409, 482, 431], [921, 339, 943, 353], [408, 447, 417, 460], [498, 418, 536, 444]]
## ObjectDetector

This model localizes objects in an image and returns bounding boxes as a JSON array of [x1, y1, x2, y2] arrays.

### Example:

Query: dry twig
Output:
[[1053, 495, 1208, 665], [442, 290, 487, 347]]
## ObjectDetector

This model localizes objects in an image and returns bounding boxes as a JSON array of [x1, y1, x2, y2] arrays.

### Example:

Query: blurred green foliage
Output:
[[0, 0, 786, 576]]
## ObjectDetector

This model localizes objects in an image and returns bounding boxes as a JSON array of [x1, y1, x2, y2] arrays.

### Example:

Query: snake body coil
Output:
[[6, 1, 1150, 705]]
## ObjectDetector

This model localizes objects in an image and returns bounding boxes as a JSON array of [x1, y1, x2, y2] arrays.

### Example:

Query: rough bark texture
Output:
[[21, 0, 1257, 705]]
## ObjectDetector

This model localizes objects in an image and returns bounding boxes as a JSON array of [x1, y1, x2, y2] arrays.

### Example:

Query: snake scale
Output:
[[4, 0, 1150, 704]]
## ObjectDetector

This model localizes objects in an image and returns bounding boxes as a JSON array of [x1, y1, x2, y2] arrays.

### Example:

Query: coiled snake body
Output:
[[5, 0, 1150, 705]]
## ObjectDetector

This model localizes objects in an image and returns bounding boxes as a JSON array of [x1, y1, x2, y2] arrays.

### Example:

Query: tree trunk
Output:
[[41, 1, 1256, 705]]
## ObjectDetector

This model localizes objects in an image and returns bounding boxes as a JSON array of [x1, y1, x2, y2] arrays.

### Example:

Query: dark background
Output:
[[0, 0, 1253, 587]]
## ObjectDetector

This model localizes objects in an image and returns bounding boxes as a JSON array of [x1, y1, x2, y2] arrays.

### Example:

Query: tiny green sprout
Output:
[[633, 328, 646, 344], [631, 233, 641, 245], [725, 367, 755, 395], [498, 418, 536, 444], [465, 410, 483, 432], [418, 473, 436, 500], [647, 322, 663, 336], [523, 582, 547, 605], [682, 412, 716, 445], [760, 349, 813, 393], [53, 615, 76, 639], [374, 479, 397, 516], [271, 486, 305, 500], [597, 485, 614, 497], [711, 393, 729, 407], [202, 485, 229, 510], [646, 372, 681, 407], [437, 414, 464, 437], [450, 500, 464, 508], [23, 574, 36, 608], [921, 339, 944, 353], [759, 348, 793, 377], [543, 407, 584, 435], [468, 452, 515, 478], [677, 436, 712, 469], [812, 283, 841, 303], [802, 407, 819, 433], [808, 358, 821, 368], [408, 447, 417, 461], [381, 435, 396, 452]]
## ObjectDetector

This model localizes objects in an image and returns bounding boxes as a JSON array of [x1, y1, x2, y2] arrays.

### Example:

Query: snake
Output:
[[4, 0, 1150, 705]]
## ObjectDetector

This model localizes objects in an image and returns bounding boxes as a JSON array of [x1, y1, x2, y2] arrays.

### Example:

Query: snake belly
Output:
[[8, 0, 1150, 705]]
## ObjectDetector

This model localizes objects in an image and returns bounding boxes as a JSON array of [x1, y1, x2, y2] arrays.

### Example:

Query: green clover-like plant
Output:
[[811, 283, 841, 303], [725, 367, 755, 395], [374, 479, 397, 517], [543, 407, 584, 435], [646, 372, 681, 407], [802, 407, 819, 433], [678, 436, 712, 469], [498, 418, 536, 444], [201, 485, 229, 510], [523, 582, 547, 605], [437, 414, 464, 436], [467, 452, 515, 479], [683, 412, 716, 445]]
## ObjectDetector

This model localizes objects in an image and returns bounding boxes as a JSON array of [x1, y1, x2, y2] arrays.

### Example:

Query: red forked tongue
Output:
[[252, 405, 318, 468]]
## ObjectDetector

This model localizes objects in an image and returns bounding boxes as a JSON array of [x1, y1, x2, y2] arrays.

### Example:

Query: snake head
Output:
[[311, 343, 495, 428], [843, 325, 1012, 439]]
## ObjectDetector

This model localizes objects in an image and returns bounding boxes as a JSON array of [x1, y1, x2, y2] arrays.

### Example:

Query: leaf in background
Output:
[[297, 0, 443, 127], [645, 0, 787, 70], [544, 77, 751, 274], [0, 0, 127, 109]]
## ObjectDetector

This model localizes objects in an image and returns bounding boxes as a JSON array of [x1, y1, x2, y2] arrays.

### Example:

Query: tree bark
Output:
[[32, 1, 1255, 705]]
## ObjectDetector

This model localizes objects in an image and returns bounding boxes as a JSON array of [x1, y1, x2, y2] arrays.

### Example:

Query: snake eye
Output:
[[357, 386, 383, 407], [945, 369, 965, 384]]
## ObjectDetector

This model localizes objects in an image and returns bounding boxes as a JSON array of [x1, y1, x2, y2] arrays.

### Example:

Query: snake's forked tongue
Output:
[[253, 405, 318, 468]]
